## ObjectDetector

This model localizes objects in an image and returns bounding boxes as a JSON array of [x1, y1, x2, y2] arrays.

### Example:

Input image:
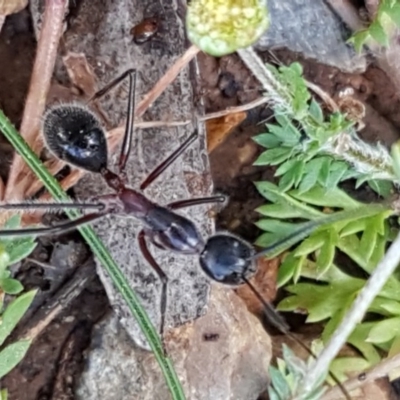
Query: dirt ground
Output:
[[1, 4, 400, 400]]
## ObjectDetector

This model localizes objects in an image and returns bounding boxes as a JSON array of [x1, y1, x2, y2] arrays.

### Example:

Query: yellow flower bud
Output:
[[186, 0, 269, 56]]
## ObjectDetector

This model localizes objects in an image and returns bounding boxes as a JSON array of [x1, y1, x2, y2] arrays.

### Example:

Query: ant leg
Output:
[[0, 201, 104, 213], [138, 230, 168, 352], [118, 70, 136, 175], [140, 131, 198, 190], [87, 69, 137, 176], [168, 195, 225, 210], [87, 69, 136, 104], [0, 212, 108, 238]]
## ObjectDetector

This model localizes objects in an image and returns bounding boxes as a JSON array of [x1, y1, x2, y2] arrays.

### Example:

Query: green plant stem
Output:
[[237, 47, 292, 109], [299, 230, 400, 398], [237, 46, 400, 185], [0, 109, 185, 400]]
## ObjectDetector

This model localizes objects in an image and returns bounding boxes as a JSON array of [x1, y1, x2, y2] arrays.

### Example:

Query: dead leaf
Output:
[[206, 111, 246, 153]]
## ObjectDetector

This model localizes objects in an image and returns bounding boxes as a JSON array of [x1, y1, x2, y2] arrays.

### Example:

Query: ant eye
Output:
[[200, 233, 256, 285], [42, 104, 108, 173]]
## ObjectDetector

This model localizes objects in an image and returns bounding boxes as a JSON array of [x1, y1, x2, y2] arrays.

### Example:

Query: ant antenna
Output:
[[242, 276, 351, 399], [0, 201, 105, 213]]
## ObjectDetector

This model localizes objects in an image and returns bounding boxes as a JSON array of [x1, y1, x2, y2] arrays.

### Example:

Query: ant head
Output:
[[42, 104, 108, 173], [199, 233, 256, 285]]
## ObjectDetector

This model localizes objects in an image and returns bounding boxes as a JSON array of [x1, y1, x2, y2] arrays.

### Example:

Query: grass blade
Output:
[[0, 109, 185, 400]]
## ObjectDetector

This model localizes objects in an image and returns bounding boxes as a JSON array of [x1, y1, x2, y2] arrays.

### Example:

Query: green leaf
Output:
[[323, 301, 354, 341], [317, 157, 332, 187], [267, 386, 280, 400], [282, 344, 306, 378], [359, 218, 379, 264], [5, 239, 37, 266], [0, 389, 8, 400], [367, 233, 389, 274], [254, 148, 293, 166], [0, 290, 36, 346], [279, 278, 364, 323], [369, 297, 400, 316], [256, 203, 309, 219], [349, 30, 369, 52], [347, 323, 381, 364], [330, 357, 370, 383], [388, 3, 400, 26], [298, 158, 325, 193], [315, 231, 336, 276], [3, 215, 21, 230], [277, 160, 304, 192], [289, 186, 361, 209], [340, 219, 367, 236], [256, 219, 300, 235], [269, 366, 291, 399], [275, 114, 302, 139], [308, 99, 324, 123], [294, 233, 326, 256], [368, 179, 393, 198], [325, 162, 349, 189], [0, 247, 10, 279], [367, 317, 400, 343], [369, 19, 389, 46], [278, 168, 297, 192], [267, 123, 299, 146], [253, 133, 281, 148], [0, 339, 31, 380], [288, 62, 303, 76], [0, 278, 23, 295], [277, 253, 304, 287], [275, 159, 299, 177], [255, 232, 287, 248], [254, 181, 324, 219]]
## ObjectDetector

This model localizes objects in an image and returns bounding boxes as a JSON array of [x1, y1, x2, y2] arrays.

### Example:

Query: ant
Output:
[[0, 69, 337, 359], [0, 67, 294, 336]]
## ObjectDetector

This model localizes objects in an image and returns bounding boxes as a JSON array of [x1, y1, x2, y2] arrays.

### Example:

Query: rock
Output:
[[31, 0, 213, 349], [256, 0, 366, 73], [76, 287, 272, 400]]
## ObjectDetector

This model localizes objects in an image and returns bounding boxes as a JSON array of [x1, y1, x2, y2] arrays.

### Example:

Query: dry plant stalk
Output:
[[4, 0, 68, 202], [323, 353, 400, 400], [0, 0, 28, 15], [0, 14, 5, 31]]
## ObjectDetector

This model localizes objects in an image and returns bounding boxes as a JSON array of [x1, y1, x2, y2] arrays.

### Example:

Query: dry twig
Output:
[[325, 0, 366, 32], [5, 0, 68, 201], [0, 14, 5, 32], [18, 262, 95, 342], [323, 353, 400, 400]]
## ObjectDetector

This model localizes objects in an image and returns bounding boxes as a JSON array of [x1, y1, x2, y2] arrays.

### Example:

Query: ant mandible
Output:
[[0, 69, 304, 341]]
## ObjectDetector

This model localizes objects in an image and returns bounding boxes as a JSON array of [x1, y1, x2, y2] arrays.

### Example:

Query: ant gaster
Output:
[[0, 69, 315, 347]]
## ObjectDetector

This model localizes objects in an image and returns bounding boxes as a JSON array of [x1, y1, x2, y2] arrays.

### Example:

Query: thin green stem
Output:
[[0, 109, 185, 400]]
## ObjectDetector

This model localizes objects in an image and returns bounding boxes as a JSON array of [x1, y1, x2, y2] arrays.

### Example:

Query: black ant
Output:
[[0, 68, 348, 387], [0, 68, 294, 338]]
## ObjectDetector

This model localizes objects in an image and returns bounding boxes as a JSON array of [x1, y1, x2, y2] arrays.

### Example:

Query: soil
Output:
[[1, 4, 400, 400]]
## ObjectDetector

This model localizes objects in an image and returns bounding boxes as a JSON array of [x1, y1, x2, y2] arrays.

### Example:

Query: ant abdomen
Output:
[[199, 233, 256, 285], [42, 104, 108, 173]]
